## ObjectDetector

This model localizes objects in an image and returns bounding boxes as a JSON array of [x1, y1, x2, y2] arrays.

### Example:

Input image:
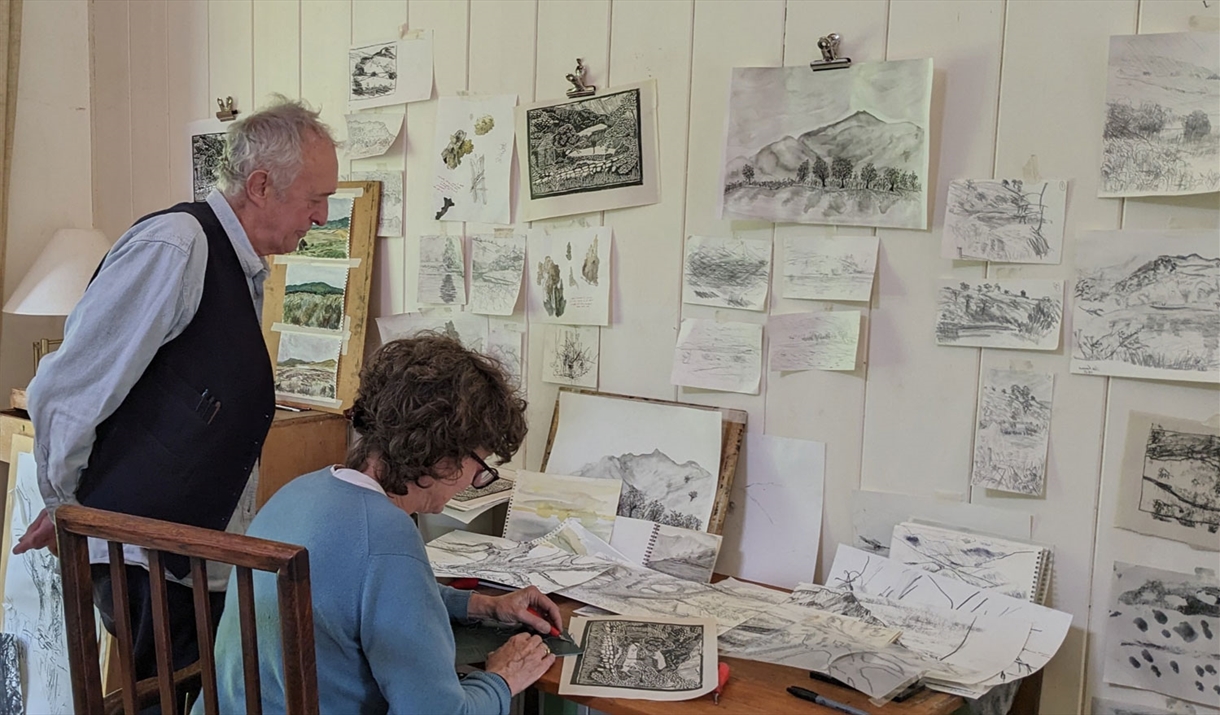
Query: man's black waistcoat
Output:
[[77, 201, 275, 577]]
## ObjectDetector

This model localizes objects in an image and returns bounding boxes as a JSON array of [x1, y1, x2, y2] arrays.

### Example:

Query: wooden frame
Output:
[[539, 388, 747, 535], [261, 180, 381, 415]]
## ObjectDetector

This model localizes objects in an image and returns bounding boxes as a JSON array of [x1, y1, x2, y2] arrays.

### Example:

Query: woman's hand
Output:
[[470, 586, 563, 635], [484, 633, 556, 695]]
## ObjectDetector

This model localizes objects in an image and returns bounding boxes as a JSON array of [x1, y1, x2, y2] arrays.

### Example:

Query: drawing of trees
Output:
[[812, 157, 829, 188], [796, 159, 810, 185], [1183, 110, 1211, 142], [859, 163, 878, 190], [553, 330, 595, 381], [830, 157, 854, 189], [741, 164, 755, 183]]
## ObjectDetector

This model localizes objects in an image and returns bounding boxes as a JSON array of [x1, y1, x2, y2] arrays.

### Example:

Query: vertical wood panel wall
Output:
[[88, 1, 1220, 712]]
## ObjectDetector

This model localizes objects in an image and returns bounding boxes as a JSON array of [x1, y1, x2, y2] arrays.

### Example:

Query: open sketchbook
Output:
[[888, 521, 1053, 604]]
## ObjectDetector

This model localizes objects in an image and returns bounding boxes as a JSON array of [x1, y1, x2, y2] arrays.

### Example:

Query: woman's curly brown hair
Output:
[[345, 335, 527, 494]]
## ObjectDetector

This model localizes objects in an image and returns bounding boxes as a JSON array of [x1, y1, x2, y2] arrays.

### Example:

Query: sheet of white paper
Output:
[[971, 369, 1055, 496], [376, 309, 488, 352], [348, 32, 432, 110], [1071, 230, 1219, 383], [527, 227, 611, 326], [720, 61, 932, 230], [469, 234, 525, 315], [718, 432, 825, 590], [344, 113, 403, 160], [542, 325, 600, 388], [559, 616, 719, 700], [782, 235, 880, 302], [607, 516, 657, 566], [349, 169, 404, 237], [768, 311, 861, 371], [936, 278, 1063, 351], [544, 391, 723, 532], [424, 530, 613, 594], [850, 489, 1033, 557], [644, 524, 723, 584], [503, 470, 622, 543], [517, 80, 660, 221], [682, 235, 772, 311], [432, 94, 517, 224], [941, 179, 1068, 264], [486, 319, 525, 390], [671, 318, 762, 394], [417, 234, 467, 306], [888, 522, 1046, 602]]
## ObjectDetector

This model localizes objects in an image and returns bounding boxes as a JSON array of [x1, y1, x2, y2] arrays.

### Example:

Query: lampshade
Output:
[[3, 228, 111, 316]]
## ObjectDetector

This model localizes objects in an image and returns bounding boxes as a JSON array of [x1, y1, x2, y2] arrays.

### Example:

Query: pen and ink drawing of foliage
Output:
[[349, 42, 397, 100], [469, 236, 525, 315], [294, 196, 353, 259], [282, 263, 347, 331], [643, 526, 722, 584], [526, 88, 644, 200], [536, 257, 566, 317], [442, 129, 474, 170], [425, 530, 614, 594], [191, 131, 226, 201], [548, 327, 597, 385], [971, 370, 1053, 496], [1101, 32, 1220, 197], [474, 114, 495, 136], [574, 450, 713, 531], [573, 620, 706, 692], [1138, 420, 1220, 534], [683, 236, 771, 310], [935, 279, 1063, 350], [274, 331, 340, 399], [418, 235, 466, 306], [944, 179, 1065, 263]]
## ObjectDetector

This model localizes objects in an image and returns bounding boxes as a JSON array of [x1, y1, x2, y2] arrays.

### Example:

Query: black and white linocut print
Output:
[[191, 130, 226, 201], [572, 620, 706, 692], [349, 41, 397, 102], [526, 88, 643, 200]]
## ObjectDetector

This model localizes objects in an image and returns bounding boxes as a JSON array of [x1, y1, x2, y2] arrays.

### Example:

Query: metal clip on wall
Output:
[[565, 59, 597, 98], [215, 96, 239, 122], [809, 33, 852, 72]]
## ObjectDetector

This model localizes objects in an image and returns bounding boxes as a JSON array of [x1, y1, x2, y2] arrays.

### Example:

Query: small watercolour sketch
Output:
[[527, 228, 611, 326], [343, 113, 403, 161], [543, 325, 599, 388], [282, 263, 348, 331], [274, 331, 341, 400], [432, 95, 517, 225], [469, 234, 525, 316], [503, 470, 622, 544], [971, 369, 1054, 496], [768, 311, 861, 372], [347, 33, 432, 110], [561, 617, 718, 700], [350, 169, 404, 237], [671, 318, 762, 394], [935, 279, 1063, 351], [294, 196, 353, 259], [782, 236, 880, 302], [682, 236, 771, 311], [417, 234, 467, 306], [942, 179, 1068, 264]]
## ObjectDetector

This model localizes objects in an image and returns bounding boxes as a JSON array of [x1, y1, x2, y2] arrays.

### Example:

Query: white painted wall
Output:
[[86, 1, 1220, 713]]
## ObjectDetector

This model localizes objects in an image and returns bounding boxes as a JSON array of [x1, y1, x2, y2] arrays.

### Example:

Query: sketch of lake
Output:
[[545, 391, 722, 532], [971, 369, 1054, 496], [350, 169, 404, 237], [348, 33, 432, 110], [671, 318, 762, 394], [425, 530, 614, 594], [376, 309, 488, 353], [768, 311, 861, 372], [344, 112, 402, 160], [543, 325, 599, 388], [850, 489, 1032, 558], [294, 195, 353, 259], [527, 227, 611, 326], [1104, 562, 1220, 706], [274, 331, 341, 400], [942, 179, 1068, 264], [1072, 230, 1219, 383], [503, 470, 622, 543], [433, 95, 517, 224], [1101, 32, 1220, 197], [720, 60, 932, 229], [782, 235, 879, 302], [936, 278, 1063, 350], [1117, 412, 1219, 551], [682, 235, 771, 311], [561, 616, 718, 700], [417, 234, 467, 306], [888, 522, 1045, 602], [644, 525, 722, 584], [469, 234, 525, 315], [282, 263, 348, 331]]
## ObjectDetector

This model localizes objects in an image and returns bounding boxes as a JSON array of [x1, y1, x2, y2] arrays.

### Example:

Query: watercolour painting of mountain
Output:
[[720, 60, 932, 230]]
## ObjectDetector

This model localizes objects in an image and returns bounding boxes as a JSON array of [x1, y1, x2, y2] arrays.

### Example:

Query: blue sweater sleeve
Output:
[[439, 584, 473, 621], [360, 553, 511, 715]]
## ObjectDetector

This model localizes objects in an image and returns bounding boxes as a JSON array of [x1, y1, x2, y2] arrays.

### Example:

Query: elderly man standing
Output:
[[13, 98, 339, 684]]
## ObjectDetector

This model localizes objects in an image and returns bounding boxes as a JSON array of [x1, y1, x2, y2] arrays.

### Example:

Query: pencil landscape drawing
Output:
[[376, 310, 488, 353], [936, 279, 1063, 350], [350, 169, 404, 237], [469, 235, 525, 316], [344, 113, 402, 161], [644, 525, 722, 584], [942, 179, 1068, 264], [782, 236, 880, 302], [417, 234, 466, 306], [971, 369, 1054, 496], [671, 319, 762, 394], [768, 311, 861, 372], [887, 522, 1044, 602], [682, 236, 771, 311], [425, 530, 614, 594]]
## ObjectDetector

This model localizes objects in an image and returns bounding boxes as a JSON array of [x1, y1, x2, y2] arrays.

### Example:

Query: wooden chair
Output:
[[54, 504, 318, 715]]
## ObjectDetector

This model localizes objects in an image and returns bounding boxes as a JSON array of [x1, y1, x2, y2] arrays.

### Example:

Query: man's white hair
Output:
[[216, 96, 338, 198]]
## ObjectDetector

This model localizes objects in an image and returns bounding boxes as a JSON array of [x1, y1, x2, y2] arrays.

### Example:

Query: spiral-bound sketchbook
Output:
[[889, 521, 1052, 603], [503, 470, 622, 543]]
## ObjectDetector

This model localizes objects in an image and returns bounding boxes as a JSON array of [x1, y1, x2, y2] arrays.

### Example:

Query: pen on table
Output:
[[712, 663, 730, 705], [786, 685, 870, 715]]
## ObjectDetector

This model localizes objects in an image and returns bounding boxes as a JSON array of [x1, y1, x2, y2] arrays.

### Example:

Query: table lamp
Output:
[[3, 228, 111, 367]]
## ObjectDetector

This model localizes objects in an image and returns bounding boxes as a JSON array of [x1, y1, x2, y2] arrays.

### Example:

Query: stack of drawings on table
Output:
[[442, 468, 517, 524]]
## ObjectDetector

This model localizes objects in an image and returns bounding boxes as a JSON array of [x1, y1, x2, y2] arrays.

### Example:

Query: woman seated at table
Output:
[[204, 335, 559, 714]]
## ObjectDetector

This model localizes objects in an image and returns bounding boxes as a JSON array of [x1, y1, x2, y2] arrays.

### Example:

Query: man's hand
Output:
[[470, 586, 563, 635], [13, 509, 57, 557]]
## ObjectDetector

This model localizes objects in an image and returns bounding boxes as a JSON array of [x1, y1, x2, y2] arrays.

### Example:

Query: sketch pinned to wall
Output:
[[486, 319, 525, 390], [545, 391, 722, 532], [425, 530, 614, 594], [782, 236, 880, 302], [1101, 32, 1220, 197], [469, 234, 525, 316], [1116, 412, 1219, 551], [559, 616, 719, 700], [1072, 230, 1219, 383], [644, 525, 722, 584], [350, 170, 404, 237], [517, 80, 660, 221], [941, 179, 1069, 264], [274, 331, 342, 401], [971, 369, 1054, 497], [432, 95, 517, 224], [527, 227, 612, 326], [0, 633, 19, 715], [2, 450, 70, 715], [1103, 561, 1220, 706], [1090, 697, 1174, 715], [343, 113, 403, 160], [935, 278, 1063, 351], [293, 195, 354, 259], [768, 311, 861, 372], [888, 522, 1048, 603], [347, 32, 433, 110], [187, 119, 227, 202], [503, 470, 622, 544], [417, 234, 467, 306], [671, 318, 762, 394], [682, 236, 772, 311], [281, 263, 348, 332], [376, 309, 489, 352], [543, 325, 600, 388], [850, 489, 1033, 558], [720, 60, 933, 230]]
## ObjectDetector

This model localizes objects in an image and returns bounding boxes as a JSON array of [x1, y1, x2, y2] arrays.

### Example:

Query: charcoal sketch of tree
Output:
[[972, 369, 1054, 496], [418, 235, 466, 306], [526, 88, 644, 200], [349, 42, 397, 100], [1101, 32, 1220, 197], [573, 620, 707, 692], [191, 131, 226, 201], [943, 179, 1067, 264], [576, 450, 711, 530], [935, 279, 1063, 350], [1138, 419, 1219, 535], [682, 236, 771, 310]]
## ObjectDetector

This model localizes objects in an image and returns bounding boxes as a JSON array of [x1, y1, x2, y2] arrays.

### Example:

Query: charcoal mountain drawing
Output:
[[1137, 417, 1219, 536], [971, 369, 1054, 496], [349, 42, 397, 100], [943, 179, 1067, 264], [574, 450, 715, 530], [682, 236, 771, 310], [572, 620, 707, 692], [1101, 32, 1220, 197], [721, 60, 932, 229], [526, 88, 643, 200], [191, 130, 225, 201], [936, 279, 1063, 350]]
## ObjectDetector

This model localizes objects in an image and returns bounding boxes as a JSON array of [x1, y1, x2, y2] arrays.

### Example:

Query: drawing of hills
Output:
[[938, 284, 1061, 340], [1117, 577, 1220, 618], [725, 111, 924, 182], [1109, 254, 1220, 306], [574, 450, 714, 530], [277, 357, 338, 369], [1110, 48, 1220, 117], [286, 281, 344, 296]]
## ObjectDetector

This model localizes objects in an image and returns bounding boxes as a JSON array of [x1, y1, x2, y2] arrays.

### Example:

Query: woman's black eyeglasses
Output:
[[470, 453, 500, 489]]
